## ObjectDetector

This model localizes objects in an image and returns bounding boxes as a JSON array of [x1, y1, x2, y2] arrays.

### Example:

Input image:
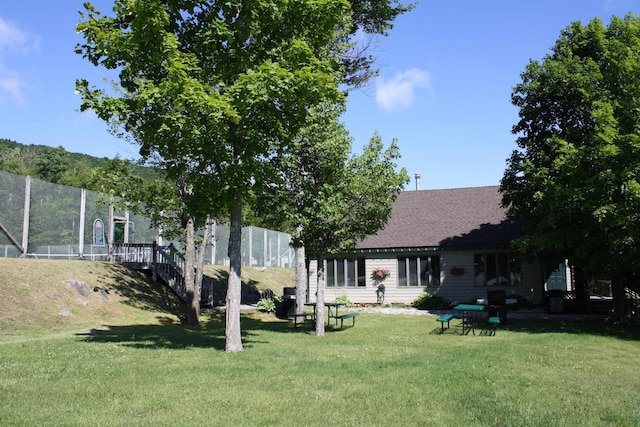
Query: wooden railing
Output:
[[154, 244, 187, 301], [111, 243, 154, 269], [112, 243, 213, 306]]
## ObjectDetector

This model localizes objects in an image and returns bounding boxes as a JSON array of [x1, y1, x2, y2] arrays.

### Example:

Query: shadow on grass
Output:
[[428, 316, 640, 340], [77, 308, 640, 352], [428, 323, 495, 337], [75, 311, 335, 351], [505, 318, 640, 340], [96, 263, 184, 316]]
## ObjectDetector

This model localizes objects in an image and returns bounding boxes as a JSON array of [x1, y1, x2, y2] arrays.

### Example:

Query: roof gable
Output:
[[355, 185, 520, 250]]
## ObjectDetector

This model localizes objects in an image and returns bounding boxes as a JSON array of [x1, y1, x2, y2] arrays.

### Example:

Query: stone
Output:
[[64, 280, 90, 297]]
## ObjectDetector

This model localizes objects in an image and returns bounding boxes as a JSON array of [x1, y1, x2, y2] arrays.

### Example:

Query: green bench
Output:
[[436, 314, 454, 334], [487, 316, 501, 336], [335, 312, 358, 328]]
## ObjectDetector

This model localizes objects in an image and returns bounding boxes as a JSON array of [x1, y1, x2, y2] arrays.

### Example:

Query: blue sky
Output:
[[1, 1, 638, 190]]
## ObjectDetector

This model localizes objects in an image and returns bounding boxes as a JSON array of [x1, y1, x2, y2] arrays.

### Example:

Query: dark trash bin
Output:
[[281, 287, 296, 317], [487, 290, 506, 306]]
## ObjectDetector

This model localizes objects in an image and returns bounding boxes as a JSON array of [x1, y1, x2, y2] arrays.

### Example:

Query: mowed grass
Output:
[[1, 260, 640, 426]]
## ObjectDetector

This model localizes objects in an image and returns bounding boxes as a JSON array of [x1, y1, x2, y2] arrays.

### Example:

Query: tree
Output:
[[76, 0, 348, 349], [33, 146, 71, 184], [307, 133, 408, 336], [257, 105, 408, 335], [501, 14, 640, 316], [252, 103, 349, 318], [58, 160, 97, 189], [0, 146, 30, 177]]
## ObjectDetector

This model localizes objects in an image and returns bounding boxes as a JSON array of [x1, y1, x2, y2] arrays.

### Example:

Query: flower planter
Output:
[[450, 267, 465, 276]]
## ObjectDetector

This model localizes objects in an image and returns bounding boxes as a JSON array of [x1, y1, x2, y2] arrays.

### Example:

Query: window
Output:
[[398, 256, 441, 287], [474, 252, 521, 286], [325, 258, 366, 287]]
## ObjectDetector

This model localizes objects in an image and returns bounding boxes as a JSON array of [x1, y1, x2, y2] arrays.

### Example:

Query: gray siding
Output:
[[307, 251, 543, 305]]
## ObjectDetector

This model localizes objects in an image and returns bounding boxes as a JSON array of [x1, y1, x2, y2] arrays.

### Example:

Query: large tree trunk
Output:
[[184, 214, 199, 326], [225, 193, 244, 352], [315, 253, 326, 337], [294, 238, 307, 314]]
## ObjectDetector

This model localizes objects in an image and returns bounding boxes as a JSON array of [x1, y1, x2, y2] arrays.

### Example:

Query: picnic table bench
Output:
[[304, 302, 346, 326], [436, 313, 454, 334], [334, 312, 358, 328]]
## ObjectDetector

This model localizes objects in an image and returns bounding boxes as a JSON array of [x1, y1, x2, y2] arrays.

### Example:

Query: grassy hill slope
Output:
[[0, 259, 295, 334]]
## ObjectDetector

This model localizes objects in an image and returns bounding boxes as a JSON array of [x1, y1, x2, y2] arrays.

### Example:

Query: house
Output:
[[307, 185, 544, 305]]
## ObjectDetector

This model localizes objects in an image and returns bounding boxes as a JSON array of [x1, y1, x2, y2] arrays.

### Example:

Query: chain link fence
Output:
[[0, 170, 293, 267]]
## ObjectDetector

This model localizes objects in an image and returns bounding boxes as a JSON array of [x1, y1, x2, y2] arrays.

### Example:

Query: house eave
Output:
[[346, 243, 515, 255]]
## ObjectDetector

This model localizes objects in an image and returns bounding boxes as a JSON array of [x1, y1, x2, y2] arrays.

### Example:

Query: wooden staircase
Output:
[[111, 243, 214, 306]]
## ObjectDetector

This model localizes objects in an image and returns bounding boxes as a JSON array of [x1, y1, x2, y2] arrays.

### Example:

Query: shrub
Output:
[[334, 294, 350, 305], [411, 292, 449, 310], [256, 295, 283, 313], [256, 298, 276, 313]]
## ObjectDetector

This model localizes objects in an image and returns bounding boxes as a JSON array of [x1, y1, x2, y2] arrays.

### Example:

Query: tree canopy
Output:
[[501, 14, 640, 282], [76, 0, 346, 209]]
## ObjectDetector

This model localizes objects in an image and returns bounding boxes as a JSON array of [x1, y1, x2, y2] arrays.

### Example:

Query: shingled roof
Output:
[[355, 185, 521, 251]]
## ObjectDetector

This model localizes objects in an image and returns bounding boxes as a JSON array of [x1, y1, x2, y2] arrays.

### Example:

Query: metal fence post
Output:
[[21, 176, 30, 257], [79, 188, 86, 259]]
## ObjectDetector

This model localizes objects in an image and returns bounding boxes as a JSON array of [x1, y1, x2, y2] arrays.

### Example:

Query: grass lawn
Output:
[[1, 259, 639, 426]]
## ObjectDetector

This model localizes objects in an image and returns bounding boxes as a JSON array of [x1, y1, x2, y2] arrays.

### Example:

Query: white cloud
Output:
[[375, 68, 430, 112], [0, 17, 38, 54], [0, 17, 39, 106], [0, 67, 25, 106]]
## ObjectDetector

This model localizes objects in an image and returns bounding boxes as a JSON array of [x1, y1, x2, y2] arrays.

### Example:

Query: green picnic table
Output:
[[453, 304, 485, 335]]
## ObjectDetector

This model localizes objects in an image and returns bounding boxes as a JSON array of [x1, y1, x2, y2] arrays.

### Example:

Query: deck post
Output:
[[152, 241, 158, 282]]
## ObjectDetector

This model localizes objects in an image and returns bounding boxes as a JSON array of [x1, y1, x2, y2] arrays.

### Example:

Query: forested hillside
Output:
[[0, 138, 159, 190], [0, 138, 272, 230]]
